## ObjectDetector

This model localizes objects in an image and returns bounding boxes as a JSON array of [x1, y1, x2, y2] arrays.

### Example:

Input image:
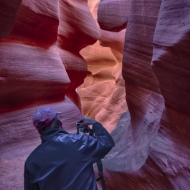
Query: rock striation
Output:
[[0, 0, 99, 189], [97, 0, 132, 32], [98, 0, 190, 189], [57, 0, 100, 109], [78, 0, 128, 132], [0, 0, 190, 189]]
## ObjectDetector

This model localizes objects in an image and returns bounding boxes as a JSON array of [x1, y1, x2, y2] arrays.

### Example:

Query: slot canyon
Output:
[[0, 0, 190, 189]]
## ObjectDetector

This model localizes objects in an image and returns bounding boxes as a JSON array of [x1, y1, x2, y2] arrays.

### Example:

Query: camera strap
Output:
[[96, 160, 107, 190], [96, 176, 103, 181]]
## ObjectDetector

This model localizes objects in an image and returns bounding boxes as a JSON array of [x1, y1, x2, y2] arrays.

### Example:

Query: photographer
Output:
[[24, 107, 115, 190]]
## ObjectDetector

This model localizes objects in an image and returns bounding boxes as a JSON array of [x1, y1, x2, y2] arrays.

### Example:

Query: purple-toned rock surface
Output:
[[0, 0, 190, 189], [0, 0, 22, 39], [0, 1, 99, 189], [98, 0, 132, 31], [150, 1, 190, 189], [101, 0, 164, 173], [97, 0, 190, 189]]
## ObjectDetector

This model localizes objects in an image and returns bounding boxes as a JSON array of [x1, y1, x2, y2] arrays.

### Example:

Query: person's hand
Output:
[[79, 117, 96, 126]]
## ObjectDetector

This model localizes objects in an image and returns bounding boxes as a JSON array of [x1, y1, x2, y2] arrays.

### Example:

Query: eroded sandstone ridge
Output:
[[0, 0, 126, 189], [0, 0, 95, 189], [98, 0, 190, 190]]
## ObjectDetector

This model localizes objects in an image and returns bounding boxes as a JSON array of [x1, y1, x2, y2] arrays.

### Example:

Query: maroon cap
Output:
[[32, 107, 62, 127]]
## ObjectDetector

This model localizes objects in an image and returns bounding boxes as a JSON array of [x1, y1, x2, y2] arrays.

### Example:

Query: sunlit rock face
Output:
[[57, 0, 100, 109], [78, 0, 128, 132], [98, 0, 190, 190]]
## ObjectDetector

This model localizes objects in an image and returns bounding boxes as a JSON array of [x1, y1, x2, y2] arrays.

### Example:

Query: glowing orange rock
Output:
[[78, 0, 128, 132], [57, 0, 100, 108]]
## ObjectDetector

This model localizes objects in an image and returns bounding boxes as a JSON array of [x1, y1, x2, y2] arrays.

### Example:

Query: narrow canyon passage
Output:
[[0, 0, 190, 190]]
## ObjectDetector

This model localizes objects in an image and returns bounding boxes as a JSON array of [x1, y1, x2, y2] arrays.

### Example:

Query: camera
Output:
[[76, 122, 94, 136]]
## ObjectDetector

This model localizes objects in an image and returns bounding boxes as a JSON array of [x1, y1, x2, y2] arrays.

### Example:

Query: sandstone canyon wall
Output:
[[0, 0, 98, 189], [97, 0, 190, 190], [0, 0, 190, 190], [78, 0, 128, 132], [0, 0, 126, 189]]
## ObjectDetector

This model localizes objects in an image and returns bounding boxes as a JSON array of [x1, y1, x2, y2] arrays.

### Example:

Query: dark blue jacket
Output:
[[24, 122, 115, 190]]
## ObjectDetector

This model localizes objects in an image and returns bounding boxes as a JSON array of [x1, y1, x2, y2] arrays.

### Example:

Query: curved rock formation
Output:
[[57, 0, 100, 109], [150, 1, 190, 189], [98, 0, 190, 189], [1, 0, 190, 189], [78, 0, 127, 132], [99, 0, 164, 172], [97, 0, 131, 31], [0, 0, 99, 189]]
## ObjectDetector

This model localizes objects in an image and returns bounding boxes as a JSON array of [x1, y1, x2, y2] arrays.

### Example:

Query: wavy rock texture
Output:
[[100, 0, 164, 175], [150, 1, 190, 189], [78, 0, 127, 132], [0, 0, 100, 189], [57, 0, 100, 109], [1, 0, 190, 189], [97, 0, 132, 31], [98, 0, 190, 190], [0, 0, 65, 112]]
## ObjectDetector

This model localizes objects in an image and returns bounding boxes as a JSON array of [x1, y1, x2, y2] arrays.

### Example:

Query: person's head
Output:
[[32, 107, 63, 133]]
